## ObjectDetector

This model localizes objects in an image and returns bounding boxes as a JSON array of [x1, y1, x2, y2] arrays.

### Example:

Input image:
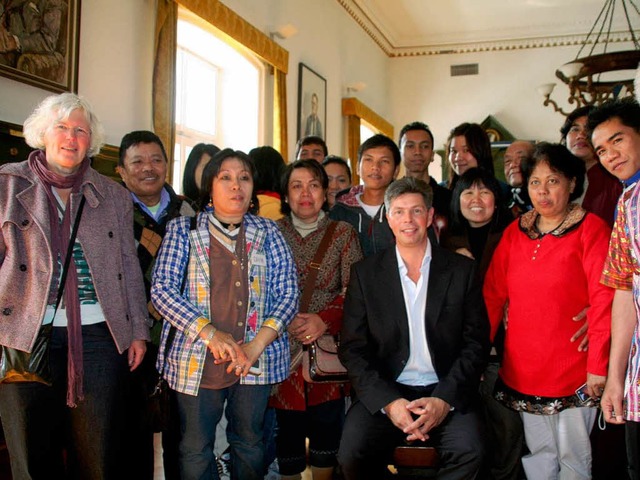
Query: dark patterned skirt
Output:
[[493, 376, 598, 415]]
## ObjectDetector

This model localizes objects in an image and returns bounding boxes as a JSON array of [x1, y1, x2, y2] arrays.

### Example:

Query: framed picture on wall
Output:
[[297, 62, 326, 141], [0, 0, 81, 93]]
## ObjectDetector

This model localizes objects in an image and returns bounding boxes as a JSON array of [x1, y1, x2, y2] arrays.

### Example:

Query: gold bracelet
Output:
[[202, 326, 216, 347]]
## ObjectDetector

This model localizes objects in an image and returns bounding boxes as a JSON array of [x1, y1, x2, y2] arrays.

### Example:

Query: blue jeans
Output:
[[177, 383, 271, 480], [0, 323, 128, 480]]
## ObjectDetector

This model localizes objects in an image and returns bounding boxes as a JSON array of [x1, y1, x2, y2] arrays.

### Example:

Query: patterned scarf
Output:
[[28, 150, 89, 407]]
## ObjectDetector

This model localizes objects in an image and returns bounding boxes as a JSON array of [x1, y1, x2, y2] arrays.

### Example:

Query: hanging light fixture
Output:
[[540, 0, 640, 116]]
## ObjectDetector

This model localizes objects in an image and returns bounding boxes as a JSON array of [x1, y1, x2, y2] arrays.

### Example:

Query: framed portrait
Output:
[[297, 62, 326, 141], [0, 0, 81, 93]]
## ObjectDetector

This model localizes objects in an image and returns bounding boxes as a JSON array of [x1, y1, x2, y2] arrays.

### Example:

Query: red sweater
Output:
[[483, 212, 613, 397]]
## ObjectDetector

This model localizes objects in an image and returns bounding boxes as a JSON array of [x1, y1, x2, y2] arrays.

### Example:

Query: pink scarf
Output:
[[28, 150, 89, 407]]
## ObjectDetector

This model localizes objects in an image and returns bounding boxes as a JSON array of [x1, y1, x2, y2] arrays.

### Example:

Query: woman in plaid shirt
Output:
[[151, 149, 299, 480]]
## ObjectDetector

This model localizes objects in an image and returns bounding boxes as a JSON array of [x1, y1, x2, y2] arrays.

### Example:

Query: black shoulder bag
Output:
[[148, 216, 196, 432]]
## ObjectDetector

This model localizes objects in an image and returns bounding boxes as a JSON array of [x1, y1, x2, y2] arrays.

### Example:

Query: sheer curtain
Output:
[[153, 0, 290, 177]]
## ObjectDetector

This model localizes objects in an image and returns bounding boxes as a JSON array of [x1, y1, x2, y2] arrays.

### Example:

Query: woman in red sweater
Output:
[[483, 142, 614, 480]]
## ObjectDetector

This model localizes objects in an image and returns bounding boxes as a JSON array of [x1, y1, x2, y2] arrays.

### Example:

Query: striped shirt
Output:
[[46, 193, 103, 326]]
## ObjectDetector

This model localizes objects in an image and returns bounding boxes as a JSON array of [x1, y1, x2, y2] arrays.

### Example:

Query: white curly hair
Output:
[[23, 93, 106, 157]]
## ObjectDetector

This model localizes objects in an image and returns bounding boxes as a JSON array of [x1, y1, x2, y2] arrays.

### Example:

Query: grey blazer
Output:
[[0, 159, 150, 352]]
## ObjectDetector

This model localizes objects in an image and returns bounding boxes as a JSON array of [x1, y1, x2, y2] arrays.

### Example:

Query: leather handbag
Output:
[[0, 196, 86, 386], [291, 221, 348, 383], [0, 324, 53, 385], [302, 333, 347, 383]]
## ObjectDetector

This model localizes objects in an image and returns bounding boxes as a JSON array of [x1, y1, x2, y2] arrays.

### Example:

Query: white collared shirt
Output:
[[395, 241, 439, 387]]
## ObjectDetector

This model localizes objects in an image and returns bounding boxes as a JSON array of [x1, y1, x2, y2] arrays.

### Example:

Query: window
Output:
[[175, 47, 218, 137], [342, 98, 394, 184], [174, 7, 264, 194], [360, 120, 376, 144]]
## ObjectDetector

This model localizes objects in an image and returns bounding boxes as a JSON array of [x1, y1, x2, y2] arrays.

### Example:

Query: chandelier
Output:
[[539, 0, 640, 116]]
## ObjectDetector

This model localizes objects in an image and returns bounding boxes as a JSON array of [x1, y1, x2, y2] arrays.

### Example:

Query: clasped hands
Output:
[[385, 396, 451, 442], [288, 312, 327, 345], [201, 326, 257, 377]]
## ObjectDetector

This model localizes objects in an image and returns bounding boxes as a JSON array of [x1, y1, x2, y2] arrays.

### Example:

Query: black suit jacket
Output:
[[339, 244, 490, 414]]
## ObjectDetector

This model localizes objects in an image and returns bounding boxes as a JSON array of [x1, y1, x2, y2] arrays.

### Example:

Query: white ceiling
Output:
[[337, 0, 640, 56]]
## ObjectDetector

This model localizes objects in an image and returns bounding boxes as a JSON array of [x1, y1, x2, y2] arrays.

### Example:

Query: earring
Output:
[[208, 198, 213, 207]]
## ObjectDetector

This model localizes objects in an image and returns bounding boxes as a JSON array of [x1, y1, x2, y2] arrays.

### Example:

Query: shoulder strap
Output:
[[54, 195, 86, 313], [299, 220, 339, 313]]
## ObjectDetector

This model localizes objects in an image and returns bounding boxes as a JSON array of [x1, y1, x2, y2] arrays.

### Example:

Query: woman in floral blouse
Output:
[[270, 159, 362, 480]]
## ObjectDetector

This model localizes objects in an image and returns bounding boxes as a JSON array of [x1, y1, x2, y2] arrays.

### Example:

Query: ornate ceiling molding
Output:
[[336, 0, 636, 58], [335, 0, 394, 56], [391, 32, 636, 57]]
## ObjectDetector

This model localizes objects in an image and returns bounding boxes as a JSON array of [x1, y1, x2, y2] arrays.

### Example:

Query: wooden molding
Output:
[[92, 144, 120, 181], [342, 98, 394, 184], [342, 97, 393, 137]]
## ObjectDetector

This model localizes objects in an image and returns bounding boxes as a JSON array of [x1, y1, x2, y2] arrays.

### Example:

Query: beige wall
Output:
[[221, 0, 392, 162], [389, 46, 581, 179], [0, 0, 155, 148], [0, 0, 619, 180], [391, 47, 582, 169]]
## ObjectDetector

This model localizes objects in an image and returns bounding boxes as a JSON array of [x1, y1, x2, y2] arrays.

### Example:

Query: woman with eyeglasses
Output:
[[0, 93, 149, 478]]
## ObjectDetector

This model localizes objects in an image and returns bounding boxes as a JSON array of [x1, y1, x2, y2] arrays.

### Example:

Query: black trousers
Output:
[[275, 399, 345, 475], [0, 323, 128, 480], [338, 384, 484, 480], [124, 342, 181, 480], [627, 421, 640, 480]]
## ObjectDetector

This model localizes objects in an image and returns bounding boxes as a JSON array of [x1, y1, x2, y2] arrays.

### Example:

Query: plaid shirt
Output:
[[602, 180, 640, 420], [151, 211, 299, 395]]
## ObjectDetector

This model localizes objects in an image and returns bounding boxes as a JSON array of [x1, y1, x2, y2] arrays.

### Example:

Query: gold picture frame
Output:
[[298, 62, 327, 141], [0, 0, 82, 93]]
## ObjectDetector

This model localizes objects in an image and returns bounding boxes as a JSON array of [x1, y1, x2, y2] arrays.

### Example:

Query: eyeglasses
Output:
[[52, 123, 91, 139]]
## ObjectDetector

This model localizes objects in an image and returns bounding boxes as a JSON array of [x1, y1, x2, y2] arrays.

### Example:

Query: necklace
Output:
[[214, 215, 240, 231], [535, 211, 568, 236], [208, 216, 247, 271]]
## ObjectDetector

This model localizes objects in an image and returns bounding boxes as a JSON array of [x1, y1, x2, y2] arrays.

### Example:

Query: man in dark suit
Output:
[[338, 177, 490, 479]]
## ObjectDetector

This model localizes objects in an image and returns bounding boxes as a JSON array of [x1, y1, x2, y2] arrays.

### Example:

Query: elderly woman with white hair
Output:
[[0, 93, 149, 478]]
